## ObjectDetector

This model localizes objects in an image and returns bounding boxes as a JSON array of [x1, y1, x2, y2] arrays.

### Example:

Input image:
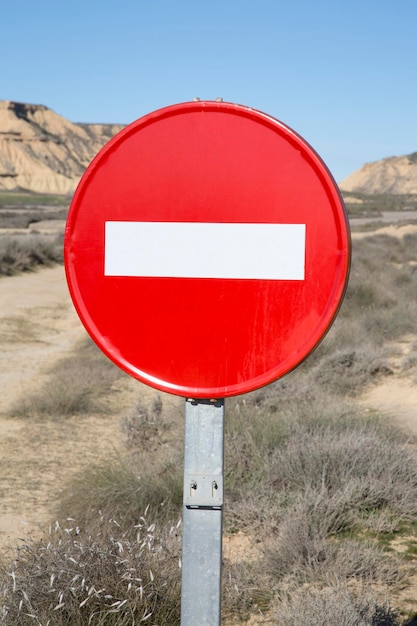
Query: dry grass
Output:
[[0, 235, 63, 276], [335, 233, 417, 347], [1, 514, 182, 625], [56, 455, 184, 535], [55, 395, 184, 533], [11, 338, 124, 417], [272, 586, 401, 625]]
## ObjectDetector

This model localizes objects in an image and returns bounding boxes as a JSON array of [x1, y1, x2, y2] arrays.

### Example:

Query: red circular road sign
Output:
[[64, 101, 350, 398]]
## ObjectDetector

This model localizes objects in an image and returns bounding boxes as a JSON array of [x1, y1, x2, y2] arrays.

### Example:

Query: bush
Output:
[[12, 338, 124, 417], [56, 456, 183, 535], [1, 514, 181, 626], [0, 235, 63, 276], [342, 234, 417, 345], [266, 420, 417, 522], [225, 395, 417, 534], [264, 497, 402, 585], [272, 586, 400, 626]]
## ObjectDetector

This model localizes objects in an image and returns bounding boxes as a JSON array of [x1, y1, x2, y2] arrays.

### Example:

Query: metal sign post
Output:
[[181, 398, 224, 625]]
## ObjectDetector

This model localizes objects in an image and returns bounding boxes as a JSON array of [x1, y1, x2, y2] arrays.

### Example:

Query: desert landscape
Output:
[[0, 223, 416, 549], [0, 264, 158, 545], [0, 100, 417, 624]]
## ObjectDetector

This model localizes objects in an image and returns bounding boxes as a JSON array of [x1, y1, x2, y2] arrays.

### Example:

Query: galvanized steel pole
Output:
[[180, 398, 224, 625]]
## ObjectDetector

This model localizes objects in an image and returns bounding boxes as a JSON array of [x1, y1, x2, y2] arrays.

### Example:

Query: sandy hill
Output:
[[2, 99, 417, 197], [0, 100, 124, 195], [339, 152, 417, 195]]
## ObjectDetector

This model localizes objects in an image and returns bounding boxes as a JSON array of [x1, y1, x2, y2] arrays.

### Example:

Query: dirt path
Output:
[[362, 377, 417, 434], [0, 266, 84, 413], [0, 265, 166, 548], [352, 225, 417, 434]]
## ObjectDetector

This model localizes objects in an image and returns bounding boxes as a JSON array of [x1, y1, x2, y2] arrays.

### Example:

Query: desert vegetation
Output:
[[11, 338, 126, 418], [0, 235, 63, 276], [344, 191, 417, 217], [1, 197, 417, 623], [0, 191, 68, 208], [0, 191, 67, 276]]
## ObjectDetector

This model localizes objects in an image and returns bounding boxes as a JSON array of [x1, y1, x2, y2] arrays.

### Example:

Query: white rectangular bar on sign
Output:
[[104, 222, 306, 280]]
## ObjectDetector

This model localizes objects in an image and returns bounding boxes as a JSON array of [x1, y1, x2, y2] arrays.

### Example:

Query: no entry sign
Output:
[[64, 101, 350, 398]]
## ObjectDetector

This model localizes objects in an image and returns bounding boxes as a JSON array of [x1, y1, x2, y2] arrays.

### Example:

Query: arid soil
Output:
[[352, 224, 417, 435], [0, 265, 166, 548]]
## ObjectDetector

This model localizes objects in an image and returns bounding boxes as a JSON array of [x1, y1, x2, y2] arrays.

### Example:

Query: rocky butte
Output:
[[339, 153, 417, 195], [0, 100, 124, 195], [1, 99, 417, 197]]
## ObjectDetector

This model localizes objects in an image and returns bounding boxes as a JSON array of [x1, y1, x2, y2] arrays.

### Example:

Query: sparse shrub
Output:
[[0, 514, 181, 625], [120, 396, 166, 452], [222, 560, 273, 622], [264, 496, 402, 585], [343, 234, 417, 346], [266, 420, 417, 513], [225, 395, 417, 535], [272, 586, 400, 625], [11, 338, 124, 417], [0, 515, 267, 626], [0, 234, 63, 276], [309, 347, 393, 395], [0, 208, 67, 229], [56, 455, 183, 535]]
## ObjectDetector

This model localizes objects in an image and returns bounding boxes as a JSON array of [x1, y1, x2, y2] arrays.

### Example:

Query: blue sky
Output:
[[2, 0, 416, 182]]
